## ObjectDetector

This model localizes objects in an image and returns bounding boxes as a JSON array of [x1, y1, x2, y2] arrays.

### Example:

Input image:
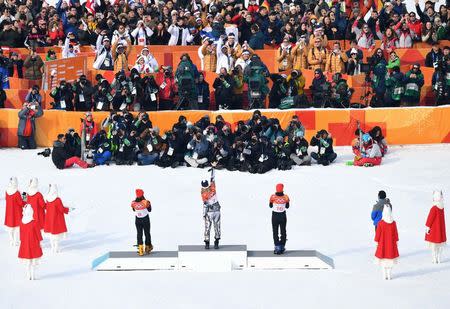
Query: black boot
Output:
[[214, 239, 219, 249], [204, 240, 210, 249]]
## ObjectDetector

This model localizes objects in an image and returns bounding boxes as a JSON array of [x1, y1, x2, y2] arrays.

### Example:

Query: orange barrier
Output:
[[1, 107, 449, 148]]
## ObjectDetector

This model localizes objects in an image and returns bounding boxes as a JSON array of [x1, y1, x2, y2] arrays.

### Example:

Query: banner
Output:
[[43, 56, 87, 90]]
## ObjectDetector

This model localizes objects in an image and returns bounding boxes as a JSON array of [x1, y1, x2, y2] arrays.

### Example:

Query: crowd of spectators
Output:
[[0, 0, 449, 109]]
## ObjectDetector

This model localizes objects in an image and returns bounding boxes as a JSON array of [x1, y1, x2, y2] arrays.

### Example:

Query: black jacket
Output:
[[52, 141, 69, 169], [310, 136, 334, 156]]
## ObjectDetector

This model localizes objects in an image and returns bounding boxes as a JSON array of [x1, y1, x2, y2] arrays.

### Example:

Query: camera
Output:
[[232, 68, 239, 75], [219, 73, 225, 79], [37, 148, 51, 157]]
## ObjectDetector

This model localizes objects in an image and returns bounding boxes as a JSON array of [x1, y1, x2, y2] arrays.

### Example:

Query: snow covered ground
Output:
[[1, 144, 449, 309]]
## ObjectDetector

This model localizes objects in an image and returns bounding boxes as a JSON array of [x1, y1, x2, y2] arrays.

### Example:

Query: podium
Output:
[[178, 245, 247, 272], [92, 246, 334, 271], [247, 250, 334, 270]]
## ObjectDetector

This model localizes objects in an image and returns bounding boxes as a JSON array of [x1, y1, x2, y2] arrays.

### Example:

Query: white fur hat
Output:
[[22, 204, 34, 224], [46, 184, 58, 203], [6, 177, 18, 195], [382, 206, 393, 224], [27, 178, 38, 196], [433, 190, 443, 202]]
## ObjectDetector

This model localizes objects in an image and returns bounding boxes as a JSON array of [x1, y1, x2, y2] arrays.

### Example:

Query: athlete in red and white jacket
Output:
[[131, 189, 152, 256], [269, 183, 290, 254]]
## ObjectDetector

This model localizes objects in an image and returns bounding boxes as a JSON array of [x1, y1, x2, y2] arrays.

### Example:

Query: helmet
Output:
[[201, 180, 209, 188], [362, 133, 372, 144]]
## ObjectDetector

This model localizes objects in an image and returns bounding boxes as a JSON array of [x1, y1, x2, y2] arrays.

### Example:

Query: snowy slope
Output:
[[0, 145, 450, 309]]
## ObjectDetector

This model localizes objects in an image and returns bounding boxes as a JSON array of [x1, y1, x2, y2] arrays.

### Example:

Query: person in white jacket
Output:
[[140, 47, 159, 73], [216, 39, 234, 74], [132, 56, 152, 74], [131, 20, 153, 46], [93, 31, 114, 71], [168, 18, 189, 46], [111, 23, 132, 47], [62, 33, 80, 59]]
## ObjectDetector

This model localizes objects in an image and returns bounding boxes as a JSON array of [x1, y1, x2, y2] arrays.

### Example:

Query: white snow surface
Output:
[[1, 144, 450, 309]]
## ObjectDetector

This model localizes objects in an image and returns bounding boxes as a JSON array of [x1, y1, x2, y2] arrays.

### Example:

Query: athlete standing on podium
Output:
[[270, 183, 290, 255], [201, 168, 221, 249]]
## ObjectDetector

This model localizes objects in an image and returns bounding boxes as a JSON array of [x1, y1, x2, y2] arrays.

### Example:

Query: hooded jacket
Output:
[[371, 198, 393, 227]]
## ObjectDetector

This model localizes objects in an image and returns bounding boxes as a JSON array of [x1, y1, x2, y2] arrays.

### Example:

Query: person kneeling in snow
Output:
[[51, 134, 91, 169], [353, 134, 382, 167]]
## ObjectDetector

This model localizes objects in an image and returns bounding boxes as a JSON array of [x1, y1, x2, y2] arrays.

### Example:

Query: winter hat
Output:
[[46, 184, 58, 203], [201, 180, 209, 188], [27, 178, 39, 196], [136, 189, 144, 198], [276, 183, 284, 193], [295, 130, 304, 138], [6, 176, 18, 195], [378, 190, 386, 199], [433, 190, 444, 209], [350, 48, 358, 55], [362, 133, 372, 144], [22, 204, 34, 224], [382, 206, 393, 224]]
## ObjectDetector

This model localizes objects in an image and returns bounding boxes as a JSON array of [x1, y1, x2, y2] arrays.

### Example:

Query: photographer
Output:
[[269, 74, 287, 109], [93, 79, 113, 111], [385, 65, 404, 107], [23, 48, 44, 80], [141, 75, 159, 111], [231, 65, 244, 109], [156, 66, 176, 110], [50, 80, 74, 111], [51, 134, 90, 169], [175, 53, 199, 109], [402, 63, 424, 106], [131, 20, 153, 46], [432, 60, 449, 106], [114, 128, 137, 165], [24, 85, 42, 107], [213, 68, 234, 110], [72, 75, 94, 111], [330, 73, 352, 108], [310, 69, 330, 108], [286, 69, 308, 108], [112, 86, 133, 111], [137, 127, 164, 166], [168, 17, 189, 46], [17, 101, 43, 150], [89, 130, 112, 166], [64, 128, 81, 158], [310, 129, 337, 166], [196, 72, 210, 110], [184, 132, 211, 168], [289, 131, 311, 166]]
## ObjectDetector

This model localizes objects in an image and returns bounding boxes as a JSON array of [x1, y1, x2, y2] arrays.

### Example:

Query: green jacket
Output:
[[403, 70, 424, 99], [385, 72, 404, 101]]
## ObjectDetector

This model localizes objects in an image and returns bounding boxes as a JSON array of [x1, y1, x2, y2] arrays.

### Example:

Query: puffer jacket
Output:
[[325, 51, 348, 74], [307, 47, 328, 71], [371, 198, 393, 226]]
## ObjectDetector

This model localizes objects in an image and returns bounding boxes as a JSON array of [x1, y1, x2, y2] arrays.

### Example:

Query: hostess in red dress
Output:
[[44, 197, 69, 235], [4, 191, 24, 228], [425, 205, 447, 244], [18, 220, 43, 260], [26, 192, 46, 230], [375, 220, 399, 260]]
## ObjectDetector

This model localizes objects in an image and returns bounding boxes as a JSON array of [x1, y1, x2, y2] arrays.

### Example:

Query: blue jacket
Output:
[[249, 31, 265, 50], [371, 198, 392, 226], [0, 66, 10, 89]]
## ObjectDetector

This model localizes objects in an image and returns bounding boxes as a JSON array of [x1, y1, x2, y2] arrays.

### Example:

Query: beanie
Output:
[[276, 183, 284, 193], [378, 190, 386, 199], [136, 189, 144, 198]]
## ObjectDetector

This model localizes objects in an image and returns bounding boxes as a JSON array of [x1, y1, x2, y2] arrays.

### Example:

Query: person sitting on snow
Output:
[[369, 126, 388, 156], [353, 133, 382, 167], [51, 134, 92, 169], [310, 129, 337, 166]]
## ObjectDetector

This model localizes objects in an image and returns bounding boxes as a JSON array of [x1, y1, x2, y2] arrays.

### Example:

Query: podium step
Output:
[[178, 245, 247, 272], [95, 251, 179, 271], [247, 250, 334, 270]]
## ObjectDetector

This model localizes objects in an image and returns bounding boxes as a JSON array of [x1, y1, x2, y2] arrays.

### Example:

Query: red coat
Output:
[[44, 198, 69, 235], [425, 206, 446, 244], [4, 191, 24, 228], [375, 220, 399, 260], [26, 192, 46, 230], [18, 220, 43, 260]]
